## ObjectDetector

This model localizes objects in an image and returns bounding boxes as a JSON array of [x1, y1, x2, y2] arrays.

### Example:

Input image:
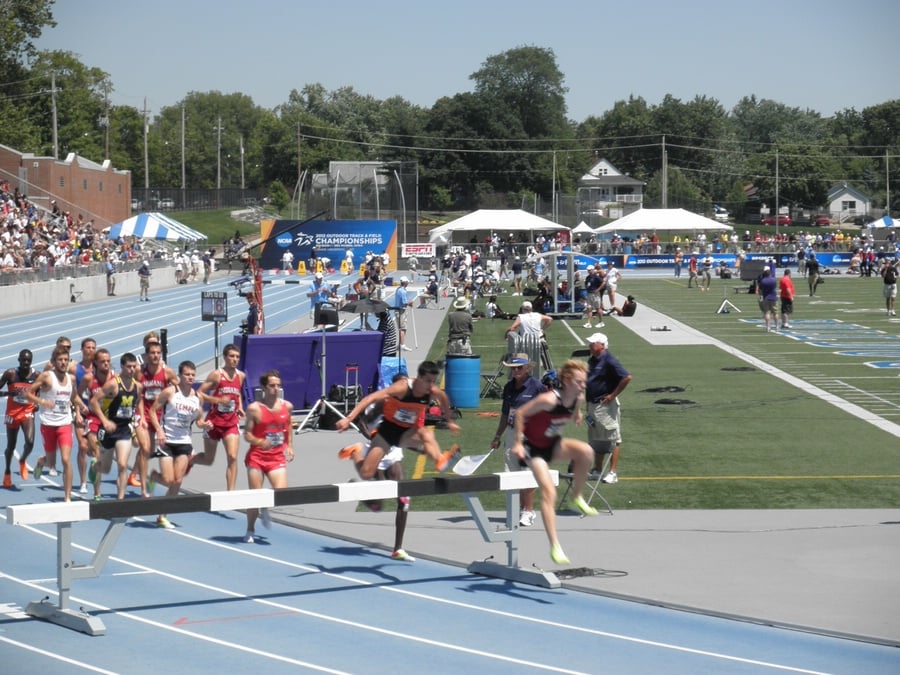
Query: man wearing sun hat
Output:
[[490, 353, 544, 527], [447, 296, 473, 355], [584, 332, 631, 484]]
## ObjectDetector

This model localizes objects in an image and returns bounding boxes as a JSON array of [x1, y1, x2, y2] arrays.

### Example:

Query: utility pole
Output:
[[181, 105, 186, 191], [99, 80, 110, 160], [143, 98, 149, 189], [240, 135, 245, 190], [661, 135, 667, 209], [215, 116, 223, 190], [51, 71, 59, 159]]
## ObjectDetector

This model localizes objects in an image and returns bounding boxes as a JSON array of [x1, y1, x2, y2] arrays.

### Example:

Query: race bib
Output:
[[217, 399, 236, 413], [265, 432, 284, 447]]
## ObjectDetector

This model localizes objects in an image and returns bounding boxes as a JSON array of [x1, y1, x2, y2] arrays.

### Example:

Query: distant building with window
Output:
[[576, 158, 644, 224], [825, 183, 871, 224]]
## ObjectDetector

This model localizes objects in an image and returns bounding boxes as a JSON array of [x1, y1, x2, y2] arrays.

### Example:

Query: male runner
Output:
[[90, 353, 144, 500], [335, 361, 460, 479], [27, 346, 86, 502], [79, 348, 116, 500], [147, 361, 209, 529], [70, 337, 97, 495], [1, 349, 39, 487], [135, 337, 177, 497], [192, 344, 246, 490]]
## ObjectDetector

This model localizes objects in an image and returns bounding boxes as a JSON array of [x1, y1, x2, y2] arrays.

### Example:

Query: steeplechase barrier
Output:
[[7, 470, 558, 636]]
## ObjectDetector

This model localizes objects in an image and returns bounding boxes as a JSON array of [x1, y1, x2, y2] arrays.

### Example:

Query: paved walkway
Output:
[[182, 277, 900, 646]]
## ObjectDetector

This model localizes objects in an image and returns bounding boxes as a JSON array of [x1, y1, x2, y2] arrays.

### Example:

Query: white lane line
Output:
[[0, 634, 119, 674], [4, 516, 832, 674], [561, 319, 585, 346]]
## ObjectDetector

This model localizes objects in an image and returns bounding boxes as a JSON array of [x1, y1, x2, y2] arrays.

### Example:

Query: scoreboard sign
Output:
[[201, 291, 228, 322]]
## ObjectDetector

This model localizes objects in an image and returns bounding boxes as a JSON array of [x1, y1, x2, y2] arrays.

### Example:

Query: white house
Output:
[[826, 183, 871, 223], [576, 158, 644, 222]]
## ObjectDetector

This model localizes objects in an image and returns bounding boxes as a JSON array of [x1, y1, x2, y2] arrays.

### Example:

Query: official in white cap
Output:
[[393, 276, 414, 351], [584, 332, 631, 484], [307, 270, 337, 324], [138, 259, 152, 301]]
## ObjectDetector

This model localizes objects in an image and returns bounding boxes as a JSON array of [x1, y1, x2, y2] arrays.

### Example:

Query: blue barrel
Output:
[[444, 354, 481, 409]]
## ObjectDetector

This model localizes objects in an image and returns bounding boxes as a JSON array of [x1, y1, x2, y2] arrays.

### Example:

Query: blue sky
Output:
[[37, 0, 900, 122]]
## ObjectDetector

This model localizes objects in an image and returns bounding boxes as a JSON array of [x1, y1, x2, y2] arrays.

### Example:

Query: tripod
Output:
[[716, 278, 741, 314], [297, 308, 357, 432]]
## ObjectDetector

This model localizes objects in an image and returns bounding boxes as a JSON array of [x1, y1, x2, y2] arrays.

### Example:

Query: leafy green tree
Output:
[[0, 0, 55, 82], [430, 185, 452, 214], [268, 180, 289, 211], [470, 45, 569, 139], [578, 96, 657, 178]]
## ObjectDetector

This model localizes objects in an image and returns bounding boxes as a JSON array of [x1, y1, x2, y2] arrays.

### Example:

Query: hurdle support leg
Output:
[[26, 518, 127, 636], [462, 490, 561, 589]]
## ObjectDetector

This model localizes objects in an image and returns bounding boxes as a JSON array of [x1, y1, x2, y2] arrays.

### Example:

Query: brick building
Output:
[[0, 143, 131, 227]]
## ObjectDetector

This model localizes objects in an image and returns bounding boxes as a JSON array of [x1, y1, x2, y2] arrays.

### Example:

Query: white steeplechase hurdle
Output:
[[7, 470, 558, 636]]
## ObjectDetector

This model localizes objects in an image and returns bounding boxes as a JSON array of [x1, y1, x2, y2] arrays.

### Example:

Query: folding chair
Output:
[[556, 452, 613, 515], [480, 353, 509, 398]]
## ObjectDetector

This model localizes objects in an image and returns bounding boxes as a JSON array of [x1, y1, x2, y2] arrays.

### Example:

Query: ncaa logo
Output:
[[275, 232, 293, 248]]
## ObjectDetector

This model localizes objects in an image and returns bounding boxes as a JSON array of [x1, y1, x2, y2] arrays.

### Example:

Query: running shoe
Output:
[[338, 443, 362, 460], [48, 467, 58, 477], [572, 495, 599, 517], [33, 460, 43, 479], [260, 508, 272, 529], [436, 444, 461, 473], [19, 461, 28, 480], [519, 510, 536, 527], [391, 549, 416, 562], [79, 483, 88, 495], [156, 516, 174, 529], [2, 473, 11, 488], [583, 322, 593, 328], [601, 471, 618, 484], [87, 458, 98, 485], [550, 544, 570, 565], [243, 532, 255, 544], [127, 472, 141, 487]]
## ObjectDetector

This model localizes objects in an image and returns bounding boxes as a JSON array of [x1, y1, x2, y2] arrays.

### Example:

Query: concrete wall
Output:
[[1, 263, 180, 317]]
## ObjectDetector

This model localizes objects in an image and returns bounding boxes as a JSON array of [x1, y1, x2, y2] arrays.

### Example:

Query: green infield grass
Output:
[[393, 270, 899, 512]]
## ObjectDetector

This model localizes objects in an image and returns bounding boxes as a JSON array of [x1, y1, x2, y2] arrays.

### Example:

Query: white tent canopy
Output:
[[107, 212, 206, 242], [867, 215, 895, 228], [571, 221, 594, 234], [594, 208, 733, 233], [428, 209, 568, 244]]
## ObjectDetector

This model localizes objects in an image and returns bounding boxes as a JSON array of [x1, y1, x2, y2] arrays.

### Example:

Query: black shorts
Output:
[[376, 421, 410, 447], [158, 443, 193, 459], [524, 438, 559, 464], [99, 424, 132, 450]]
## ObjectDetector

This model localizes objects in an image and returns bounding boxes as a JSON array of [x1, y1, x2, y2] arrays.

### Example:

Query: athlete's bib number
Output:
[[265, 432, 284, 447]]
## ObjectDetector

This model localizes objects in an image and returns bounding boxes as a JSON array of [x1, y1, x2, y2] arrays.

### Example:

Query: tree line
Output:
[[2, 1, 898, 218]]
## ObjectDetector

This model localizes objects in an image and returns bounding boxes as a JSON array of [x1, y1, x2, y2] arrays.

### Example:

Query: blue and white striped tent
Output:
[[107, 212, 206, 242], [868, 215, 895, 228]]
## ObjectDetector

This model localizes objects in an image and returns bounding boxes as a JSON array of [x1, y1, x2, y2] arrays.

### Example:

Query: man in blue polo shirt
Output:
[[585, 333, 632, 484]]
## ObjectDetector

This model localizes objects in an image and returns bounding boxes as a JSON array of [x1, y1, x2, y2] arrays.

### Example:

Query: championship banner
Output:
[[258, 219, 398, 271]]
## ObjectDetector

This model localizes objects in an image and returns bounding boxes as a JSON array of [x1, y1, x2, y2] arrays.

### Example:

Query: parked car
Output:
[[712, 205, 730, 222], [814, 215, 831, 227], [158, 198, 175, 209], [762, 215, 792, 226], [130, 199, 142, 211]]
